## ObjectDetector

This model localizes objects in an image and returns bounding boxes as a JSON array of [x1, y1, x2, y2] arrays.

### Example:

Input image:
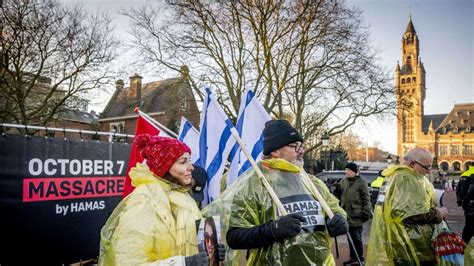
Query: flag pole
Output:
[[300, 171, 362, 264], [300, 171, 334, 218], [134, 108, 178, 138], [229, 127, 287, 215]]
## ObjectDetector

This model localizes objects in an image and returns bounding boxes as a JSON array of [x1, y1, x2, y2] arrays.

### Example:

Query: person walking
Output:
[[203, 120, 348, 265], [99, 134, 211, 265], [366, 148, 448, 265], [340, 162, 372, 265]]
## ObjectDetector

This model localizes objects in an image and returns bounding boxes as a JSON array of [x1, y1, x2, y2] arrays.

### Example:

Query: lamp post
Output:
[[386, 153, 393, 165], [321, 132, 330, 171], [394, 155, 400, 164]]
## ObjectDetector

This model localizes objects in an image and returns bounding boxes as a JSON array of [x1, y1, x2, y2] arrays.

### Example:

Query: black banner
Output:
[[0, 134, 131, 265]]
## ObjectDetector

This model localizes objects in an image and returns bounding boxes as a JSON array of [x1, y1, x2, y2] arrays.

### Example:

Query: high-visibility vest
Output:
[[461, 166, 474, 177], [371, 176, 384, 189]]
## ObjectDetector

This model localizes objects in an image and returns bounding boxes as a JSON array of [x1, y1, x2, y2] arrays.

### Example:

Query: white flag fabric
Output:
[[177, 117, 200, 163], [158, 131, 171, 137], [196, 88, 236, 202], [227, 89, 271, 186]]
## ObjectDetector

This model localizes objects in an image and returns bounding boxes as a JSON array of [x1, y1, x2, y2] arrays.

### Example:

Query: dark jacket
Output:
[[463, 175, 474, 216], [340, 175, 372, 226]]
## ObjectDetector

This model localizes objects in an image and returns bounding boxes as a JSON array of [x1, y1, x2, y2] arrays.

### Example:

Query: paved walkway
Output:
[[332, 190, 465, 265]]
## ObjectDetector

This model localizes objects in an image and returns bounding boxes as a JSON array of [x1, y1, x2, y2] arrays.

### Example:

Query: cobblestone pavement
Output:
[[331, 189, 465, 265]]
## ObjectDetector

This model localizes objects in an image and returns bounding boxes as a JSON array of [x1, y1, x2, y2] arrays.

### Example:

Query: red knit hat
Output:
[[135, 134, 191, 178]]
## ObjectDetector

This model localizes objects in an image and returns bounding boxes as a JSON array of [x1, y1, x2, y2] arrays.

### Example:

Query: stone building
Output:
[[396, 17, 474, 172], [99, 69, 200, 143], [349, 146, 390, 163]]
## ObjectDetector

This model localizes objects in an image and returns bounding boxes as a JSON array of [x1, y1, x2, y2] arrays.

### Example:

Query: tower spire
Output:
[[405, 16, 416, 33]]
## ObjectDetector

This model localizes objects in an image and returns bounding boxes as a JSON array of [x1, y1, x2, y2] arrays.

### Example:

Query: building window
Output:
[[180, 90, 189, 111], [439, 161, 449, 171], [465, 162, 473, 171], [452, 161, 461, 172], [450, 145, 459, 155], [412, 77, 416, 83], [407, 77, 411, 83], [439, 145, 448, 156], [406, 116, 414, 142], [464, 145, 473, 155], [401, 78, 405, 84], [110, 122, 125, 142]]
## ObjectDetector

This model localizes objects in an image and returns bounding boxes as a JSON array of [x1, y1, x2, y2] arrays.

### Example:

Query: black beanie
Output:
[[263, 120, 303, 155], [191, 164, 207, 202], [345, 162, 358, 174]]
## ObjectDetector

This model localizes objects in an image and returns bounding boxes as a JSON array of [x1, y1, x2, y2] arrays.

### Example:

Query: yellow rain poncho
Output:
[[366, 165, 436, 266], [99, 163, 202, 265], [466, 238, 474, 265], [203, 158, 346, 265]]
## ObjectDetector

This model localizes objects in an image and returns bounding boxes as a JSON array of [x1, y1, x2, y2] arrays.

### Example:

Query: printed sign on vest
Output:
[[279, 194, 325, 233]]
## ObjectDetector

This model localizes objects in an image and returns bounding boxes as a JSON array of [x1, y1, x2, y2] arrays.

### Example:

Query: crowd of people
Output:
[[98, 119, 473, 265]]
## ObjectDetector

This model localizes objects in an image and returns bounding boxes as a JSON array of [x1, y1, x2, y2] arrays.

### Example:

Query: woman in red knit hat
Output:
[[99, 134, 210, 265]]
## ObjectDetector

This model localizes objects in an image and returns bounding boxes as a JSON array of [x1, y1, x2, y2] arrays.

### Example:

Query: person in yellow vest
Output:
[[458, 165, 474, 243], [370, 170, 385, 209], [99, 134, 222, 265], [366, 148, 448, 265]]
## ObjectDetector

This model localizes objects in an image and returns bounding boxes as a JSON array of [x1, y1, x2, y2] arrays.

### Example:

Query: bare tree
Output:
[[0, 0, 118, 127], [125, 0, 395, 152]]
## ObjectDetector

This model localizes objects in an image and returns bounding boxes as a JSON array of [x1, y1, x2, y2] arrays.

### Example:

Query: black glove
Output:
[[326, 213, 349, 237], [185, 252, 209, 266], [270, 213, 306, 241], [361, 210, 372, 222], [217, 243, 226, 261]]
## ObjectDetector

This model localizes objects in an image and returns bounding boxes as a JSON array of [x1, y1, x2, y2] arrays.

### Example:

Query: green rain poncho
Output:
[[366, 165, 437, 266], [202, 158, 346, 265], [466, 239, 474, 265]]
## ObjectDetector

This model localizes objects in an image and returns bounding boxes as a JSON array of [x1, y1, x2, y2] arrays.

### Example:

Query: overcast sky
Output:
[[68, 0, 473, 155], [347, 0, 473, 154]]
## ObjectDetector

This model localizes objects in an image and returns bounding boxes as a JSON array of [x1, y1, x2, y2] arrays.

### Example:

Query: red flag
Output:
[[122, 113, 160, 197]]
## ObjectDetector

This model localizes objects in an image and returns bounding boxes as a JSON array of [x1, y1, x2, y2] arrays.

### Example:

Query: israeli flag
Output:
[[177, 117, 200, 163], [227, 89, 271, 186], [197, 88, 236, 202]]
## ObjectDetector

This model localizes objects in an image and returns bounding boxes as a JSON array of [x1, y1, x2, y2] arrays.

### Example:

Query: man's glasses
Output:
[[287, 143, 304, 152], [414, 160, 431, 171]]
